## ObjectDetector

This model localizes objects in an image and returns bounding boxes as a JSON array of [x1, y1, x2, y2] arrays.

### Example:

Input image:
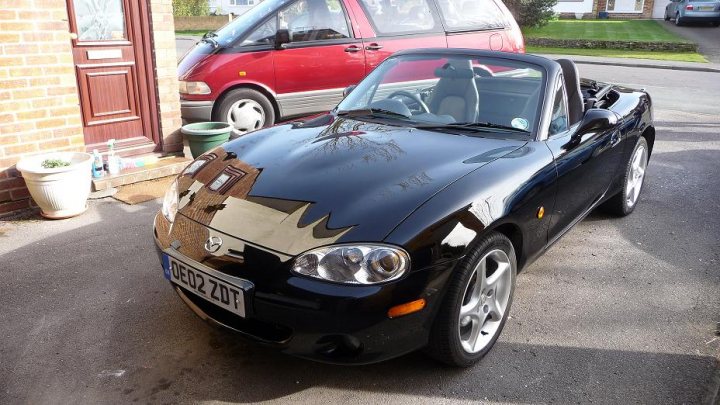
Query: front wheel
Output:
[[602, 136, 649, 216], [664, 11, 670, 21], [213, 88, 275, 137], [426, 232, 517, 367]]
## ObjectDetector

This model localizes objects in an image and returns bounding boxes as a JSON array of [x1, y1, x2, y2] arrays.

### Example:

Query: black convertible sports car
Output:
[[154, 49, 653, 366]]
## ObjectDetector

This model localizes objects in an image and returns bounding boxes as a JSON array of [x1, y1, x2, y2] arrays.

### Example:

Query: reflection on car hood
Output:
[[176, 116, 526, 255]]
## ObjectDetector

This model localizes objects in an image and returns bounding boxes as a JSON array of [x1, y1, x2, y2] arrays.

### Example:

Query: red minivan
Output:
[[178, 0, 525, 135]]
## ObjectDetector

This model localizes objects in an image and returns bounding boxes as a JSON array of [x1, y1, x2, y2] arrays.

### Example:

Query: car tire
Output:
[[664, 11, 670, 21], [602, 136, 649, 217], [425, 231, 517, 367], [675, 13, 683, 26], [213, 88, 275, 137], [713, 22, 720, 27]]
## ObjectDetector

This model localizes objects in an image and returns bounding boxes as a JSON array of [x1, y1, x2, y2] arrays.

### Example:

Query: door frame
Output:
[[66, 0, 162, 154]]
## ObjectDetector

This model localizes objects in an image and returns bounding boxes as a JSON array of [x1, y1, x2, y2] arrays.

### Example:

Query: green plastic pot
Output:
[[181, 122, 233, 158]]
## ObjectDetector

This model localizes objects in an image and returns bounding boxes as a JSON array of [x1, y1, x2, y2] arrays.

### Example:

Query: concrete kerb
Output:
[[538, 54, 720, 73]]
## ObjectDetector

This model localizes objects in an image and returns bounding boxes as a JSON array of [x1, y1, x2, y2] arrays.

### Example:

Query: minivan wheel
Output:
[[213, 88, 275, 137], [425, 232, 516, 367]]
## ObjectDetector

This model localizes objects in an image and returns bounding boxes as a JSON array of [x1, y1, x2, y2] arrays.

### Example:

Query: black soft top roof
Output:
[[391, 48, 562, 78]]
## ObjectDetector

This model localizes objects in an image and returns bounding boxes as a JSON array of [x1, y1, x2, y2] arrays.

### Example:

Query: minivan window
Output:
[[213, 0, 292, 47], [358, 0, 440, 35], [240, 18, 278, 46], [436, 0, 509, 30], [278, 0, 351, 42]]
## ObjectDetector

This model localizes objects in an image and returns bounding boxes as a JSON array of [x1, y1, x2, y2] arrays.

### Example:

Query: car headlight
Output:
[[161, 179, 179, 223], [291, 244, 410, 284], [179, 81, 211, 95]]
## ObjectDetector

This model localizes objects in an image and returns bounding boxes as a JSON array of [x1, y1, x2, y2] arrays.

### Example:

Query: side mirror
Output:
[[343, 84, 357, 98], [576, 108, 618, 135], [275, 29, 290, 50]]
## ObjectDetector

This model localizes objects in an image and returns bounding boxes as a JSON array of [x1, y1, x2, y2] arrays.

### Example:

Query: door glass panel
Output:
[[436, 0, 509, 30], [358, 0, 440, 35], [278, 0, 351, 42], [73, 0, 126, 41]]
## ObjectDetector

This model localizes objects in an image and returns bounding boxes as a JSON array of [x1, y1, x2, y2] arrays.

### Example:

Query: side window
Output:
[[358, 0, 440, 35], [549, 77, 569, 136], [278, 0, 351, 42], [239, 18, 278, 47], [436, 0, 509, 30]]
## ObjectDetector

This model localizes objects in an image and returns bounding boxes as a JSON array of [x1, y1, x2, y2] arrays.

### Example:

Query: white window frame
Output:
[[605, 0, 645, 13]]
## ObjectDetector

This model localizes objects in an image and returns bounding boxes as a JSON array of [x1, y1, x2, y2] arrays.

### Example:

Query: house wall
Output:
[[597, 0, 656, 18], [0, 1, 86, 215], [554, 0, 595, 15], [0, 0, 182, 217], [150, 0, 184, 155]]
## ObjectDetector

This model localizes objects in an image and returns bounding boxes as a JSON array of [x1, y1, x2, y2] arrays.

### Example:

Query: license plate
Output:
[[162, 253, 247, 317], [699, 6, 714, 10]]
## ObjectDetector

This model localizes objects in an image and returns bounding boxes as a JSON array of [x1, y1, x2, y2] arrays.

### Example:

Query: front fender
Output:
[[385, 142, 557, 272]]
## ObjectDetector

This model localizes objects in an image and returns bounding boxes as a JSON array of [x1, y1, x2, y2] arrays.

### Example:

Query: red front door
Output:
[[66, 0, 159, 153]]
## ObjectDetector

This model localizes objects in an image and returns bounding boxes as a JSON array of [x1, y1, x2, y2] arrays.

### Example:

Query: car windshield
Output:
[[336, 54, 545, 136], [211, 0, 292, 47]]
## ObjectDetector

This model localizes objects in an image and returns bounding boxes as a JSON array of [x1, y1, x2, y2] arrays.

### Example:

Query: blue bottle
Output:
[[92, 149, 104, 178]]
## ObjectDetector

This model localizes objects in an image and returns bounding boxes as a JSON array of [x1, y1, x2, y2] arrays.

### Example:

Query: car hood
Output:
[[176, 115, 526, 256]]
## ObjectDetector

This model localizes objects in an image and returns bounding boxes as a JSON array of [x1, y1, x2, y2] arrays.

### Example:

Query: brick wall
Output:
[[0, 0, 183, 217], [0, 1, 85, 216], [150, 0, 184, 155]]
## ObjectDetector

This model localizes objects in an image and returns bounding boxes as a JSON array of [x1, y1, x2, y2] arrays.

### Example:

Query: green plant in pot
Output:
[[181, 122, 233, 159]]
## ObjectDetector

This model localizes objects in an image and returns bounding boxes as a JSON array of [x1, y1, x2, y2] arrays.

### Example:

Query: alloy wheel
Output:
[[625, 144, 648, 208], [458, 249, 513, 354]]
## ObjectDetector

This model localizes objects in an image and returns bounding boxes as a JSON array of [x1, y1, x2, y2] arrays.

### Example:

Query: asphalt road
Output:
[[659, 20, 720, 63], [1, 64, 719, 404]]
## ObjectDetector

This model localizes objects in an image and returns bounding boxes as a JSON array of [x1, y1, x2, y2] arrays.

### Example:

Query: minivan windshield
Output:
[[212, 0, 292, 47], [336, 54, 545, 136]]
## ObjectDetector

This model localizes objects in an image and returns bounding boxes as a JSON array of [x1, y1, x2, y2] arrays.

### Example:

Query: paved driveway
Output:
[[660, 20, 720, 63], [1, 64, 719, 404]]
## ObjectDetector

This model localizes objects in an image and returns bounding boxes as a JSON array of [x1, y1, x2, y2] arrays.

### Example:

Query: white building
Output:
[[209, 0, 261, 16]]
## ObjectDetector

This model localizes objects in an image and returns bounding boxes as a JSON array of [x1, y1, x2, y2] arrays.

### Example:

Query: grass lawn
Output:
[[175, 30, 210, 36], [527, 46, 708, 63], [523, 20, 690, 43]]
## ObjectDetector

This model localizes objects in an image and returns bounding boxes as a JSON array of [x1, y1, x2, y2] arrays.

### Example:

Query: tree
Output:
[[173, 0, 210, 17], [504, 0, 557, 28]]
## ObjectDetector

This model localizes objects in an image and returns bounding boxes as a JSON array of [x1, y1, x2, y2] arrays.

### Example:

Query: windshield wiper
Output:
[[452, 122, 530, 133], [416, 122, 529, 134], [336, 108, 411, 120], [201, 31, 219, 48]]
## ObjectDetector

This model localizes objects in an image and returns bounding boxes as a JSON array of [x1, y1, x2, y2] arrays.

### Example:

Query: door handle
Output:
[[610, 131, 621, 147], [344, 45, 362, 53], [365, 43, 383, 51]]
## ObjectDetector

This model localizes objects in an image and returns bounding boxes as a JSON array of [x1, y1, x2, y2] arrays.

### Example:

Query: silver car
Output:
[[665, 0, 720, 26]]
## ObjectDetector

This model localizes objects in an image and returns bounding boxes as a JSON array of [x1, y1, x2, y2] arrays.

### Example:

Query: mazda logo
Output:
[[204, 236, 223, 253]]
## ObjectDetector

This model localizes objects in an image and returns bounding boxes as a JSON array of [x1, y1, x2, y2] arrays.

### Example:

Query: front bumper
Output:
[[153, 215, 456, 364], [180, 100, 214, 122]]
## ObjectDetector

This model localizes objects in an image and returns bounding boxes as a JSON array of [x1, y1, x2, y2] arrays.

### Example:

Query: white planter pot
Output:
[[16, 152, 93, 219]]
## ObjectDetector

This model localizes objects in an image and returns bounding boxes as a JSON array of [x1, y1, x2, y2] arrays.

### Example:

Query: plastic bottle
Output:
[[92, 149, 104, 178], [107, 139, 121, 175]]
